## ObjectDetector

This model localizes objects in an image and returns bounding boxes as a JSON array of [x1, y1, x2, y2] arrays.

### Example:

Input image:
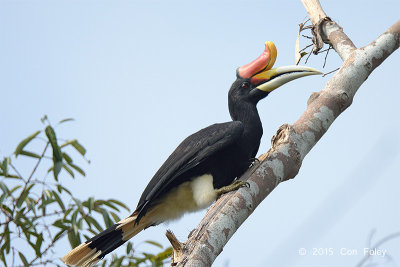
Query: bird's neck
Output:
[[229, 101, 263, 154]]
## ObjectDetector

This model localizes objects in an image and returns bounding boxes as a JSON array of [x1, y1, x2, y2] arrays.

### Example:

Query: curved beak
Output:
[[238, 41, 322, 94], [251, 65, 322, 92]]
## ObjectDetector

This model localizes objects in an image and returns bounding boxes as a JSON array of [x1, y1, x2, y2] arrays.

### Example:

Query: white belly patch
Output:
[[145, 174, 217, 223], [190, 174, 217, 209]]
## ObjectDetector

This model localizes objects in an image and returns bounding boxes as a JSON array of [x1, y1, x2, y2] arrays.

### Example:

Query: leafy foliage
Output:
[[0, 117, 171, 266]]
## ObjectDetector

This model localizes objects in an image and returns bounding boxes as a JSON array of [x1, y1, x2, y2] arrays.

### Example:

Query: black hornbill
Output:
[[62, 41, 321, 267]]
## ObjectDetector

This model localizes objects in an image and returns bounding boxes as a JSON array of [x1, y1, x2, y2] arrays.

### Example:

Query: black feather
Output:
[[86, 223, 126, 260]]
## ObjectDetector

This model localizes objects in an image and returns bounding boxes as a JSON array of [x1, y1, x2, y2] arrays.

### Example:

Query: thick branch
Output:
[[301, 0, 327, 24], [170, 11, 400, 267]]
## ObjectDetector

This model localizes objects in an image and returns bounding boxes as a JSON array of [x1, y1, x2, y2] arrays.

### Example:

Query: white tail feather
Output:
[[62, 213, 149, 267]]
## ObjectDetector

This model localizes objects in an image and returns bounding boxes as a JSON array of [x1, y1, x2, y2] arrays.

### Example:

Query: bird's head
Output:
[[229, 41, 322, 105]]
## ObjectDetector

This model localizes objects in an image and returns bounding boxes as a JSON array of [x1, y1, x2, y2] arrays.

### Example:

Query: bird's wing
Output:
[[135, 121, 244, 219]]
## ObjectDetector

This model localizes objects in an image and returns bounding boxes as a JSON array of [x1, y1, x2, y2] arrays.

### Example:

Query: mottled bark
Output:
[[169, 1, 400, 266]]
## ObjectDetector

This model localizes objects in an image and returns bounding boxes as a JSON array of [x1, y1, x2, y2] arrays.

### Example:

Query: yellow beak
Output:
[[252, 65, 323, 92]]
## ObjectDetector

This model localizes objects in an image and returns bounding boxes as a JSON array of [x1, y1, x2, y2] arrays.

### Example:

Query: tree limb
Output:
[[301, 0, 356, 60], [169, 2, 400, 266]]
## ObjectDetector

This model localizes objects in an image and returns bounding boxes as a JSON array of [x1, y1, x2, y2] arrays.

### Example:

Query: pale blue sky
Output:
[[1, 0, 399, 266]]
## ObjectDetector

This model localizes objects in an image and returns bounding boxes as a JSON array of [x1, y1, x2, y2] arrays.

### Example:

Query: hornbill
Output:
[[62, 41, 321, 266]]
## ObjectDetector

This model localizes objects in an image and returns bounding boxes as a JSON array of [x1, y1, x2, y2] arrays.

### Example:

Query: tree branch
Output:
[[169, 3, 400, 266], [301, 0, 327, 24], [301, 0, 356, 60]]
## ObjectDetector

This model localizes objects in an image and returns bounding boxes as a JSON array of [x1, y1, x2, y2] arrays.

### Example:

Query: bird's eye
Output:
[[241, 82, 250, 89]]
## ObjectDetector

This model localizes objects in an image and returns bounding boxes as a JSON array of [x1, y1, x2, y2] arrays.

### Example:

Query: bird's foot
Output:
[[216, 180, 250, 197]]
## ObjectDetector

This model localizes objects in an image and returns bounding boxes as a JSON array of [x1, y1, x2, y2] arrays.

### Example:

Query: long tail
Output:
[[62, 212, 148, 267]]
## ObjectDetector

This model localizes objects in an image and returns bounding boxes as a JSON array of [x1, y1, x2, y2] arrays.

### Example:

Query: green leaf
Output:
[[71, 140, 86, 156], [61, 139, 86, 156], [73, 197, 83, 208], [13, 208, 24, 223], [34, 233, 43, 256], [62, 164, 75, 178], [53, 229, 66, 242], [0, 246, 6, 267], [88, 197, 94, 213], [18, 150, 41, 159], [44, 189, 52, 199], [0, 193, 6, 204], [41, 202, 46, 217], [0, 182, 9, 194], [100, 208, 113, 228], [109, 257, 124, 267], [62, 152, 73, 164], [1, 227, 11, 254], [126, 241, 133, 254], [8, 185, 21, 196], [53, 220, 69, 230], [73, 223, 79, 236], [109, 211, 121, 223], [26, 197, 36, 213], [63, 208, 73, 219], [45, 126, 63, 180], [142, 252, 155, 260], [18, 252, 29, 266], [0, 173, 20, 179], [145, 240, 163, 249], [58, 118, 74, 124], [1, 157, 10, 176], [14, 131, 40, 156], [16, 183, 34, 208], [132, 256, 147, 264], [53, 161, 62, 181], [52, 190, 65, 211], [68, 230, 81, 248], [57, 184, 72, 195], [43, 189, 52, 201], [101, 201, 119, 212], [0, 205, 12, 217], [154, 247, 172, 262], [68, 162, 85, 177], [108, 199, 130, 212], [85, 216, 103, 232], [40, 115, 48, 124], [45, 126, 62, 159], [71, 210, 79, 227]]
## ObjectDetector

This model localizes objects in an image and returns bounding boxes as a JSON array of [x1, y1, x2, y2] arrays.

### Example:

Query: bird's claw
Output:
[[216, 180, 250, 197], [233, 180, 250, 188]]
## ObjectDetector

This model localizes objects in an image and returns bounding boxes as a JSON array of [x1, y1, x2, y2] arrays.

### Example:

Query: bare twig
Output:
[[322, 67, 340, 77], [323, 45, 332, 67], [9, 163, 26, 182], [296, 19, 314, 64], [27, 142, 49, 183], [299, 43, 313, 52], [304, 49, 313, 64], [302, 34, 313, 39]]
